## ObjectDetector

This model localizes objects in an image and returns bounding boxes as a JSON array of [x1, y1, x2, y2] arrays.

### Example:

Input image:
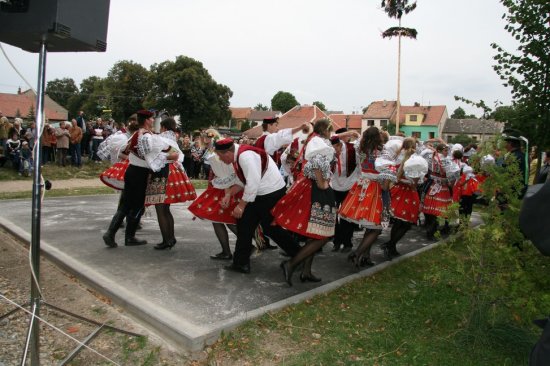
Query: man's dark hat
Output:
[[137, 109, 154, 118], [330, 136, 341, 145], [214, 138, 234, 151], [335, 127, 348, 134], [502, 128, 523, 141], [262, 117, 278, 124]]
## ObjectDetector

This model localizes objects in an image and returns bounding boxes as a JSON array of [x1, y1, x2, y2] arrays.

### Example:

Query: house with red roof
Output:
[[229, 107, 252, 130], [0, 89, 68, 124], [362, 100, 397, 131], [362, 100, 447, 139], [242, 105, 327, 140], [328, 113, 362, 133], [398, 103, 448, 140]]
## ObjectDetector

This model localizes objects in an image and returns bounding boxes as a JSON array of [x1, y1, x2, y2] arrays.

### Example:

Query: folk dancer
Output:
[[420, 143, 460, 240], [214, 138, 302, 274], [272, 119, 337, 285], [329, 127, 359, 253], [144, 117, 196, 249], [99, 115, 139, 247], [382, 138, 428, 260], [338, 127, 385, 268], [188, 130, 243, 260]]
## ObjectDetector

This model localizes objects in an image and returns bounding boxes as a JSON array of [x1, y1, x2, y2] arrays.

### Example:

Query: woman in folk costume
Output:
[[144, 117, 196, 250], [381, 138, 428, 260], [188, 129, 243, 260], [273, 118, 337, 285], [99, 116, 139, 247], [338, 126, 385, 268], [421, 143, 460, 240]]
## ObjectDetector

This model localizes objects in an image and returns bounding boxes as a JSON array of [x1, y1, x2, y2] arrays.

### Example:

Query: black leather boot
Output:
[[125, 212, 147, 246], [103, 210, 125, 248]]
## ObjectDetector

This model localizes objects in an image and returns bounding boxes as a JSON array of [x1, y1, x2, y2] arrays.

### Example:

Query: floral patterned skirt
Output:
[[188, 185, 242, 224], [145, 163, 197, 206], [390, 182, 420, 223], [99, 159, 129, 190], [339, 178, 382, 228], [272, 177, 336, 239]]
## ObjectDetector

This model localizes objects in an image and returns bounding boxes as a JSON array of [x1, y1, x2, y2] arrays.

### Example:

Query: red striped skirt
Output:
[[339, 178, 382, 228], [422, 181, 452, 217]]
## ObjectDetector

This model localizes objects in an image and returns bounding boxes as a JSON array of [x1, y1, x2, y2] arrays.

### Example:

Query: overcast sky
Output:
[[0, 0, 518, 117]]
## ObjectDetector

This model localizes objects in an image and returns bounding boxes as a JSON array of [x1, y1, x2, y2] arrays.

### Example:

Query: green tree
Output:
[[240, 120, 251, 132], [254, 103, 268, 111], [491, 0, 550, 151], [271, 91, 298, 113], [105, 60, 151, 121], [147, 55, 233, 132], [449, 133, 474, 145], [312, 101, 326, 111], [46, 77, 79, 109], [27, 105, 35, 121], [451, 106, 477, 119], [78, 76, 108, 119]]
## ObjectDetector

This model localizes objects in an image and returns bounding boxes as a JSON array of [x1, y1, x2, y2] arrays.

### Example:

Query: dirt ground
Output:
[[0, 227, 207, 365]]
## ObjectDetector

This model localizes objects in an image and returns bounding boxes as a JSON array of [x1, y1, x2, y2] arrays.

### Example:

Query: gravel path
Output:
[[0, 178, 104, 193]]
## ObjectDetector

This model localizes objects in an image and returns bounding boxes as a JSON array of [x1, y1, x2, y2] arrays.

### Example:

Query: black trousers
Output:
[[123, 165, 150, 215], [333, 189, 357, 247], [234, 187, 301, 266]]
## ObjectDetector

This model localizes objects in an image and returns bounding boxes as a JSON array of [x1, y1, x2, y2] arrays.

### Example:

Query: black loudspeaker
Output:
[[0, 0, 110, 52]]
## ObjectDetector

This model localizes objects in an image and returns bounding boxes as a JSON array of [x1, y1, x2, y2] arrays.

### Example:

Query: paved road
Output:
[[0, 193, 472, 353]]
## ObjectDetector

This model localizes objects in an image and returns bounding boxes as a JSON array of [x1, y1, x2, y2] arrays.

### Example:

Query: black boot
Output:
[[125, 212, 147, 246], [103, 210, 125, 248]]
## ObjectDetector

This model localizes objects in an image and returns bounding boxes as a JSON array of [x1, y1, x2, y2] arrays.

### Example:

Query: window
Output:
[[367, 120, 374, 126], [429, 132, 435, 139], [380, 120, 388, 128], [472, 136, 477, 141], [412, 131, 421, 138], [409, 115, 418, 122]]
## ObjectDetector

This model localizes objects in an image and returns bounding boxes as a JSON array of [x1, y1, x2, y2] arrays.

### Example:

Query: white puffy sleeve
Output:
[[209, 155, 243, 189], [264, 128, 294, 155], [303, 136, 335, 180], [139, 133, 169, 172]]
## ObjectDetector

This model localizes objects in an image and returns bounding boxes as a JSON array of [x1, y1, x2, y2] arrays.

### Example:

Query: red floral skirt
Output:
[[188, 185, 242, 224], [145, 163, 197, 206], [390, 182, 420, 223], [99, 159, 129, 190], [272, 177, 336, 239], [422, 181, 452, 217], [339, 178, 382, 228]]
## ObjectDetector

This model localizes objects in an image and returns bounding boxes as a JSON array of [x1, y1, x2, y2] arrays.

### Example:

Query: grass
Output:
[[0, 160, 208, 199], [208, 240, 550, 365]]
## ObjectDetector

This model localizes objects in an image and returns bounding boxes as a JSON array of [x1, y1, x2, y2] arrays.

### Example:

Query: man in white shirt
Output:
[[329, 130, 360, 252], [215, 138, 301, 274]]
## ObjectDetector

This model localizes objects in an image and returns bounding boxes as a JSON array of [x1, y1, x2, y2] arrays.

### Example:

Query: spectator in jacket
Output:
[[55, 121, 70, 166], [69, 119, 83, 167]]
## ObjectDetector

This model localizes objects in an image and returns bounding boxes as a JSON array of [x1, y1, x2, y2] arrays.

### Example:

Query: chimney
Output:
[[414, 102, 420, 107], [382, 100, 387, 107], [17, 87, 21, 94]]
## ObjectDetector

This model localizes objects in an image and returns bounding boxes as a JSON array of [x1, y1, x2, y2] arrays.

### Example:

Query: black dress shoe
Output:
[[154, 238, 176, 250], [210, 252, 233, 260], [125, 237, 147, 246], [300, 273, 322, 283], [224, 263, 251, 274]]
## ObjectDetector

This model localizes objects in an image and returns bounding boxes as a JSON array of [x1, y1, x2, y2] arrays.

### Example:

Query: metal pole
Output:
[[29, 38, 47, 366], [396, 17, 402, 134]]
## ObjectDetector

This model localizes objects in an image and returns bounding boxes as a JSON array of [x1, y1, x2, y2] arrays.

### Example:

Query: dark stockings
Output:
[[288, 238, 329, 273], [212, 223, 237, 256], [349, 229, 381, 268], [425, 214, 438, 239], [155, 204, 175, 244], [382, 220, 411, 260]]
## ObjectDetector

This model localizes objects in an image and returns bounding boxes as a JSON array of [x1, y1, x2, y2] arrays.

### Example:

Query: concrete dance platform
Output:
[[0, 194, 455, 353]]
